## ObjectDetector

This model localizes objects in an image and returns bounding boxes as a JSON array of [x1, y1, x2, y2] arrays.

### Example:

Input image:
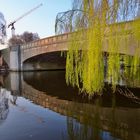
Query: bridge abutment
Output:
[[2, 45, 22, 71], [9, 45, 22, 71]]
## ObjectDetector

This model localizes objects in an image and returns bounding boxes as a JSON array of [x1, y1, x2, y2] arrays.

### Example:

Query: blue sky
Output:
[[0, 0, 72, 39]]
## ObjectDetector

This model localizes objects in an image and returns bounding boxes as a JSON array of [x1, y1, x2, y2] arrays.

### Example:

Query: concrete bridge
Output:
[[2, 33, 69, 71], [1, 20, 140, 71]]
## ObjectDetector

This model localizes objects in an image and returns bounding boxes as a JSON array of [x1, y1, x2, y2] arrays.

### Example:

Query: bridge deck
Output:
[[21, 20, 140, 60]]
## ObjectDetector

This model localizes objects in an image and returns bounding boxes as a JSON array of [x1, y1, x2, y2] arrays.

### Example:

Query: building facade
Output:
[[0, 12, 6, 45]]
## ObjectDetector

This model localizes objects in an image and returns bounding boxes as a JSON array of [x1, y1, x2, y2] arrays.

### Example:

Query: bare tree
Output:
[[8, 35, 24, 46], [8, 31, 40, 46], [21, 31, 39, 43]]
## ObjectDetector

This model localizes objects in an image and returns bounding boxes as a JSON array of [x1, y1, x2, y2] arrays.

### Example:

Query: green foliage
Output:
[[56, 0, 140, 95]]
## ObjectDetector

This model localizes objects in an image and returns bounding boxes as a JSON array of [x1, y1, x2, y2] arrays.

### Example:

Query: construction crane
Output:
[[8, 3, 43, 37]]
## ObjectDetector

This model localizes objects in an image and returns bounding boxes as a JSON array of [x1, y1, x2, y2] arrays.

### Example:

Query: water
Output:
[[0, 71, 140, 140]]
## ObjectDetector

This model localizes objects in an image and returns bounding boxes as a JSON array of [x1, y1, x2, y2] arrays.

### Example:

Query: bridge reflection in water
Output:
[[0, 71, 140, 140]]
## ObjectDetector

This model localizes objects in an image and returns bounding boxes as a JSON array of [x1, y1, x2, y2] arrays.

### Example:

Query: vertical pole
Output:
[[11, 26, 15, 37], [10, 45, 21, 71]]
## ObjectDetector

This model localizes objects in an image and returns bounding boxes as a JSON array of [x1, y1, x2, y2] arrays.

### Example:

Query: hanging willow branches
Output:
[[55, 0, 140, 95], [55, 9, 88, 34]]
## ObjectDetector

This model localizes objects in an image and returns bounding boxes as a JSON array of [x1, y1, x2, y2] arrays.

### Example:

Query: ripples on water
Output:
[[0, 71, 139, 140]]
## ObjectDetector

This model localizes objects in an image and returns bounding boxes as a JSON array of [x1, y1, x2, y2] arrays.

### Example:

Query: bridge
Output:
[[1, 20, 140, 71]]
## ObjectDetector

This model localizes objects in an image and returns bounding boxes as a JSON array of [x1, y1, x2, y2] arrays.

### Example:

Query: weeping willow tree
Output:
[[55, 0, 140, 95]]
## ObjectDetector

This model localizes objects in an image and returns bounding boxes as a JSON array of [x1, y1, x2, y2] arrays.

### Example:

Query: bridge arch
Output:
[[21, 33, 69, 63], [22, 51, 66, 70]]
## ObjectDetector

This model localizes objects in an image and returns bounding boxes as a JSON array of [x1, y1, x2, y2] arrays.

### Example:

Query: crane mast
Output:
[[8, 3, 43, 37]]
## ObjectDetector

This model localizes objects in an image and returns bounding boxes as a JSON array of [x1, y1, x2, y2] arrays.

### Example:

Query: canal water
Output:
[[0, 71, 140, 140]]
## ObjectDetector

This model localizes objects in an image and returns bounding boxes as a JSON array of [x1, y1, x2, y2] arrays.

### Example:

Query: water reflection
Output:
[[0, 88, 9, 120], [65, 97, 140, 140], [65, 99, 102, 140], [0, 71, 139, 140], [23, 71, 140, 107], [0, 87, 18, 121]]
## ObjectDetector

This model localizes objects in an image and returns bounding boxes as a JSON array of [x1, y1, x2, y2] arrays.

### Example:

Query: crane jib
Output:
[[7, 3, 43, 37]]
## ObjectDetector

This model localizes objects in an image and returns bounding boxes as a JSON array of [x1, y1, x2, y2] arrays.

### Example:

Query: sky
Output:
[[0, 0, 72, 39]]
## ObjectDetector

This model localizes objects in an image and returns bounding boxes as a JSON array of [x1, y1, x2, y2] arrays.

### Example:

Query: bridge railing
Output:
[[21, 33, 71, 50], [21, 19, 139, 56]]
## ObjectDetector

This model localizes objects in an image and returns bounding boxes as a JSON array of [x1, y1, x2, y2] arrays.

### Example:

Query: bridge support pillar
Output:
[[9, 45, 21, 71]]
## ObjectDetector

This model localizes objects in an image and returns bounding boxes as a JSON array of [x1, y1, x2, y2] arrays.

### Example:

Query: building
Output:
[[0, 12, 6, 45]]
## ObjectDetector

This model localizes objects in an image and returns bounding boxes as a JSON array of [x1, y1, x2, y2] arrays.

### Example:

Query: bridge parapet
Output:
[[21, 33, 70, 50], [21, 20, 139, 55]]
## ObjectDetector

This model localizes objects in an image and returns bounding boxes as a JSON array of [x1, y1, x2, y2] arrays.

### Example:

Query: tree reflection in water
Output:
[[0, 88, 9, 120], [65, 95, 133, 140], [0, 71, 139, 140], [22, 71, 140, 140], [66, 99, 101, 140], [0, 87, 17, 121]]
